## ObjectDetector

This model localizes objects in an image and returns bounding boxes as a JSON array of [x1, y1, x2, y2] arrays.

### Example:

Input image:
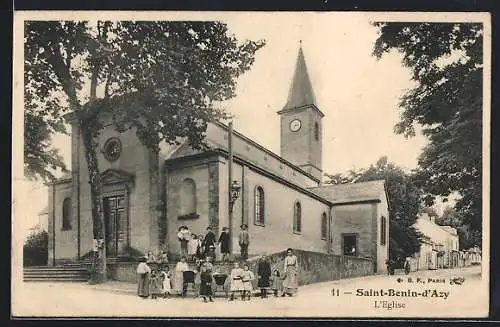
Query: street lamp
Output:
[[229, 180, 241, 213]]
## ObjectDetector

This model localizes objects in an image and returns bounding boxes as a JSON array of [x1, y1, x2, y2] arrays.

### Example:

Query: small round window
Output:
[[103, 138, 122, 162]]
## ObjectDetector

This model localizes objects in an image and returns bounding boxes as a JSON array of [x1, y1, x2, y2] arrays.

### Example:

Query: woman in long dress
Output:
[[137, 256, 151, 298], [173, 256, 189, 296], [282, 248, 299, 296]]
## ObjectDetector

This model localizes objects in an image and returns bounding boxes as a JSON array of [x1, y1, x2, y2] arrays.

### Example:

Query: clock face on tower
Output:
[[289, 119, 302, 132]]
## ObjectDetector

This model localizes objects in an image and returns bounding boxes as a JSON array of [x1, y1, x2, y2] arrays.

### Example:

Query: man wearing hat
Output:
[[202, 226, 217, 258], [238, 224, 250, 261]]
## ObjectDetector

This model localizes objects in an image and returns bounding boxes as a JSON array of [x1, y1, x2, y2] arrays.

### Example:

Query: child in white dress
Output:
[[229, 262, 244, 301], [241, 264, 255, 301], [160, 268, 172, 298]]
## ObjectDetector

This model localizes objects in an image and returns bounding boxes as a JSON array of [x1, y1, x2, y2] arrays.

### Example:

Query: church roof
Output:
[[282, 45, 317, 110], [309, 180, 387, 204]]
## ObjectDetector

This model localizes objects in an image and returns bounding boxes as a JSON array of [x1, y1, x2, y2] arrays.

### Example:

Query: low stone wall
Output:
[[106, 249, 374, 287]]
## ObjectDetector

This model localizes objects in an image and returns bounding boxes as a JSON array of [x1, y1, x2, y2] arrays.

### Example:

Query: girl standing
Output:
[[241, 264, 255, 301], [188, 234, 199, 262], [149, 269, 163, 299], [160, 268, 172, 298], [199, 265, 214, 302], [282, 248, 299, 296], [136, 256, 151, 298], [270, 269, 283, 297], [228, 262, 244, 301]]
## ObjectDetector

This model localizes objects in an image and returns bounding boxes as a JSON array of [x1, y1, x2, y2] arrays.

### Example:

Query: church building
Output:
[[46, 46, 390, 273]]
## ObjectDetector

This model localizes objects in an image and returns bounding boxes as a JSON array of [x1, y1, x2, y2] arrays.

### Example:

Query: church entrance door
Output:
[[103, 195, 127, 257]]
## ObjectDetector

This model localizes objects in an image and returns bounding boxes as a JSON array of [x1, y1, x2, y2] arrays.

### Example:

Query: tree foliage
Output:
[[373, 23, 483, 241], [24, 20, 265, 282], [325, 156, 422, 259], [435, 206, 481, 250], [23, 230, 48, 266]]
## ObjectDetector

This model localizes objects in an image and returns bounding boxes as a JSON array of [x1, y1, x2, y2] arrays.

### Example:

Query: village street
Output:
[[12, 265, 487, 318]]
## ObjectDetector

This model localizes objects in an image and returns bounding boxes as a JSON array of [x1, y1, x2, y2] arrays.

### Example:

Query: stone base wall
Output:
[[106, 249, 374, 286]]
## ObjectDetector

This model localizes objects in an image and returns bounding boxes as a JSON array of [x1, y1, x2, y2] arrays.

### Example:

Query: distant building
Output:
[[412, 213, 460, 270], [27, 206, 49, 236], [37, 206, 49, 232]]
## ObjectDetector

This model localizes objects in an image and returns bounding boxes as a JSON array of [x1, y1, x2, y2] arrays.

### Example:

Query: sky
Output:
[[15, 12, 433, 239]]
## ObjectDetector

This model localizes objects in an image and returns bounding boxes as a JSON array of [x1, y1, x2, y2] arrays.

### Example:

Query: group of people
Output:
[[137, 255, 172, 299], [252, 248, 299, 298], [136, 247, 299, 302], [177, 224, 250, 262]]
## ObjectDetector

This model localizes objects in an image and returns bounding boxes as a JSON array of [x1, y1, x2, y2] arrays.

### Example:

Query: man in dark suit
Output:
[[202, 226, 216, 258]]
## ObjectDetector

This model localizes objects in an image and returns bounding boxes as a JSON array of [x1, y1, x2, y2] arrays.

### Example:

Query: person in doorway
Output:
[[229, 262, 244, 301], [199, 265, 214, 302], [282, 248, 299, 296], [218, 227, 230, 262], [173, 256, 189, 297], [241, 264, 255, 301], [202, 226, 216, 258], [238, 224, 250, 261], [136, 256, 151, 298], [257, 254, 271, 298]]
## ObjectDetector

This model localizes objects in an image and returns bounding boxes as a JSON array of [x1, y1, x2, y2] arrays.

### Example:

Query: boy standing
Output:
[[238, 224, 250, 261]]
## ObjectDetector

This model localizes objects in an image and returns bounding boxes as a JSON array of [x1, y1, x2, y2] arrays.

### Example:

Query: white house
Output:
[[412, 213, 460, 270]]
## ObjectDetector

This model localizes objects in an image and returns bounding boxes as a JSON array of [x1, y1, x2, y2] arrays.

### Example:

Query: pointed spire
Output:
[[283, 42, 317, 110]]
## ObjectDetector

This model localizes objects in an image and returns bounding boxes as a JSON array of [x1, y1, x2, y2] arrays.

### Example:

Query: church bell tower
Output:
[[278, 43, 324, 182]]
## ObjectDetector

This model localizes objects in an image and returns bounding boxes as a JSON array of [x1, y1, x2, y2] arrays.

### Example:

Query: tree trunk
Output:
[[80, 118, 107, 284]]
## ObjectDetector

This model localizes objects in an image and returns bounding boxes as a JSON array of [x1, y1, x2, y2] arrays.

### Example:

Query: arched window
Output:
[[314, 122, 320, 141], [321, 212, 327, 240], [180, 178, 197, 216], [254, 186, 265, 226], [62, 197, 72, 230], [293, 201, 302, 233]]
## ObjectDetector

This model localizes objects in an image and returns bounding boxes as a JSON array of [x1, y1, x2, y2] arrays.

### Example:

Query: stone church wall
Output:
[[105, 249, 374, 287], [49, 181, 77, 262], [165, 156, 218, 256], [330, 203, 377, 262], [218, 158, 331, 257], [77, 122, 157, 257]]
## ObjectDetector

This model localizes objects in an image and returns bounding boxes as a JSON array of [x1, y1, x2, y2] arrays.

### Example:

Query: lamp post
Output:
[[229, 180, 241, 213], [228, 179, 241, 255]]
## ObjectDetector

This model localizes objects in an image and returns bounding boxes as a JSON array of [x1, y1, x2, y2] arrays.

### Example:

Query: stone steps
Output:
[[23, 266, 90, 283]]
